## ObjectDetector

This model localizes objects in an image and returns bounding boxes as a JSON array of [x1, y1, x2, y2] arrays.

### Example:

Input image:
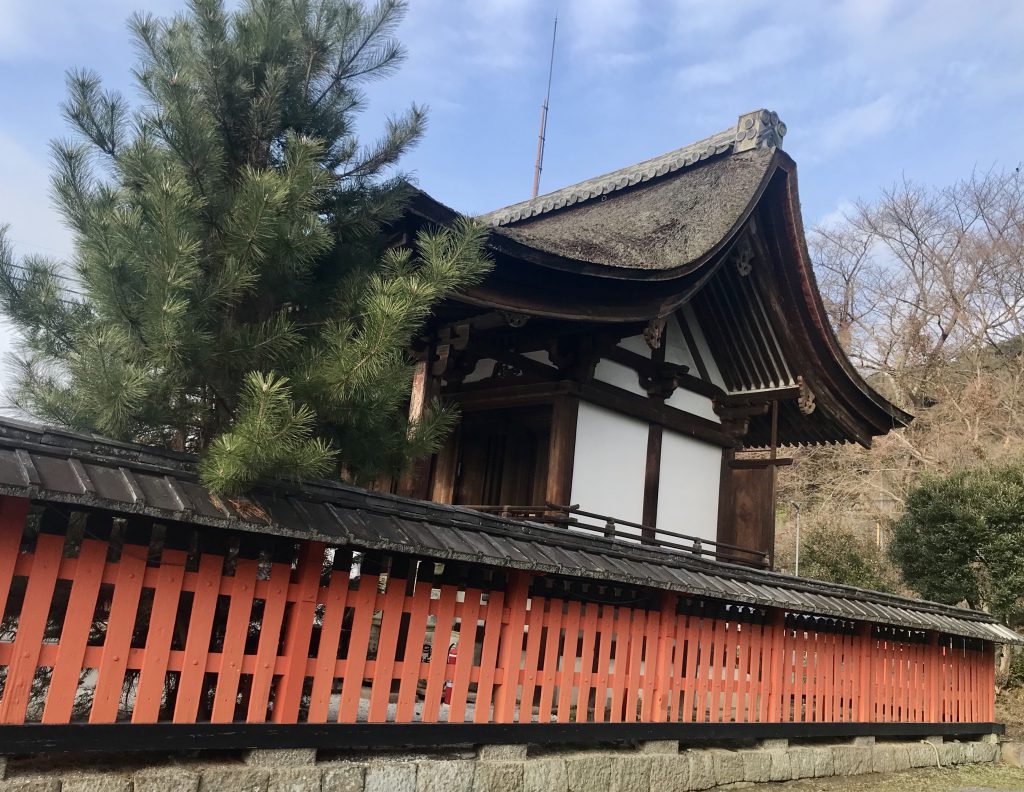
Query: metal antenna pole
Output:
[[532, 15, 558, 199]]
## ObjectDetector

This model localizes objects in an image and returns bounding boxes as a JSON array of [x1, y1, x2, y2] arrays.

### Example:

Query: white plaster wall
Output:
[[460, 358, 496, 384], [593, 358, 646, 396], [665, 388, 720, 423], [617, 333, 651, 359], [521, 350, 554, 367], [655, 430, 721, 544], [570, 402, 648, 537]]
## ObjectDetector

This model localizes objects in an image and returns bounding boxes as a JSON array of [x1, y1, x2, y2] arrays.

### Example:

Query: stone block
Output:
[[418, 760, 475, 792], [564, 756, 610, 792], [523, 758, 567, 792], [908, 742, 939, 769], [852, 736, 875, 747], [709, 750, 744, 786], [478, 745, 528, 761], [788, 747, 816, 780], [61, 774, 131, 792], [639, 741, 677, 755], [767, 751, 791, 782], [268, 767, 323, 792], [756, 739, 788, 752], [812, 747, 834, 777], [321, 763, 365, 792], [133, 768, 201, 792], [473, 762, 523, 792], [200, 766, 270, 792], [686, 750, 716, 791], [940, 740, 967, 766], [872, 744, 897, 775], [967, 740, 999, 764], [608, 756, 650, 792], [1002, 741, 1024, 767], [892, 745, 911, 771], [247, 750, 317, 768], [981, 732, 1000, 745], [648, 755, 689, 792], [0, 780, 59, 792], [365, 763, 416, 792], [738, 750, 770, 783], [831, 745, 872, 776], [0, 759, 6, 782]]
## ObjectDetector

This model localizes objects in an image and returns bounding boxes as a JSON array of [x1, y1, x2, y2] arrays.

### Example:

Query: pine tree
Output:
[[0, 0, 491, 493]]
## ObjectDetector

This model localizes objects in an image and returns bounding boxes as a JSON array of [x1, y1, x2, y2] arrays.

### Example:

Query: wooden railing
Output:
[[462, 503, 770, 568], [0, 495, 994, 727]]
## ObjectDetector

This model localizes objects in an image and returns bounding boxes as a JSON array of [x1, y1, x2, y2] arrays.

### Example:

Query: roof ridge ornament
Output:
[[734, 109, 787, 152]]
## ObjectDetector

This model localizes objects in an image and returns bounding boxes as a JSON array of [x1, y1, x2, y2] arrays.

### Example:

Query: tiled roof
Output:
[[0, 416, 1017, 644]]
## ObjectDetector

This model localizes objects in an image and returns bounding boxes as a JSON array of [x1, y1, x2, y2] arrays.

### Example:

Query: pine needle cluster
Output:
[[0, 0, 491, 493]]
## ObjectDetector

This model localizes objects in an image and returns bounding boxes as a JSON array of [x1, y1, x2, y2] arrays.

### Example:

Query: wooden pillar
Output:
[[642, 424, 663, 541], [546, 393, 579, 507], [398, 352, 441, 499]]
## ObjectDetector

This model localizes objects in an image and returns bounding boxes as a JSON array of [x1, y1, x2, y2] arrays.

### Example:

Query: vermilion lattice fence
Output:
[[0, 495, 994, 727]]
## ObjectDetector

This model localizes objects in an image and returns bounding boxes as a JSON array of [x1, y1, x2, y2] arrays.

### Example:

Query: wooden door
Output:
[[717, 460, 777, 564]]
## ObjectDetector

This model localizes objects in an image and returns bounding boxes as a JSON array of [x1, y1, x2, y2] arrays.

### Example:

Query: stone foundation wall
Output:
[[0, 735, 1001, 792]]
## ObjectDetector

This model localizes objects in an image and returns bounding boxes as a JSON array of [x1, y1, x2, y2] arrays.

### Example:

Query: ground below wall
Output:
[[0, 735, 1002, 792]]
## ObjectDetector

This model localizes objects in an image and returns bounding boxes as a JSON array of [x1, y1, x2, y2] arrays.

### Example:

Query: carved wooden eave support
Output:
[[714, 402, 770, 443], [547, 334, 614, 383], [639, 361, 690, 400]]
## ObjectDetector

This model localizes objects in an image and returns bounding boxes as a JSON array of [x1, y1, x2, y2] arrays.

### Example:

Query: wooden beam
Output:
[[577, 380, 735, 448], [642, 424, 663, 538], [397, 354, 440, 499]]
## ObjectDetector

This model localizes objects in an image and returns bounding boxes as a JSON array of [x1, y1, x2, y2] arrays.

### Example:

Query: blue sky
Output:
[[2, 0, 1024, 375]]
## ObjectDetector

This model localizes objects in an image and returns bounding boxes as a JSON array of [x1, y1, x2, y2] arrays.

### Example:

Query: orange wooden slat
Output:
[[272, 542, 325, 724], [90, 541, 148, 723], [132, 548, 188, 723], [307, 567, 350, 723], [0, 532, 65, 723], [592, 605, 615, 723], [446, 587, 482, 724], [556, 599, 581, 724], [473, 589, 506, 724], [493, 573, 530, 724], [609, 606, 631, 724], [42, 538, 108, 724], [535, 595, 562, 724], [421, 584, 458, 723], [649, 595, 676, 723], [575, 602, 600, 724], [173, 552, 224, 724], [0, 497, 29, 631], [681, 612, 701, 723], [368, 579, 412, 723], [693, 612, 714, 724], [640, 606, 661, 722], [719, 621, 737, 724], [624, 606, 646, 723], [246, 562, 291, 723], [766, 611, 786, 722], [517, 595, 545, 724], [397, 582, 433, 723], [211, 558, 258, 723], [336, 571, 381, 723]]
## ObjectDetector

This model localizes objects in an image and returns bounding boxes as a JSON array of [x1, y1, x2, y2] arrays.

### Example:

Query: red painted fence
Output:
[[0, 496, 994, 726]]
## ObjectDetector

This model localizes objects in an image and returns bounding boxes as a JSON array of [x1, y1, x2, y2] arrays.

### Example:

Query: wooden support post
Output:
[[651, 593, 677, 722], [546, 393, 579, 506], [642, 424, 663, 541]]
